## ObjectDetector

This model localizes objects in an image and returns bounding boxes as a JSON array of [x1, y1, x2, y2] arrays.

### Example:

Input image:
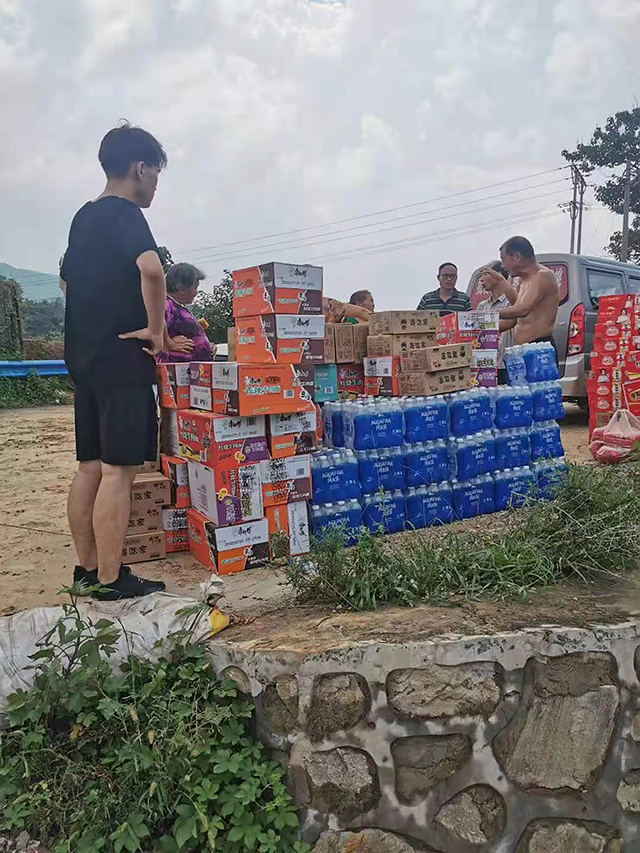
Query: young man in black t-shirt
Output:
[[60, 122, 168, 600]]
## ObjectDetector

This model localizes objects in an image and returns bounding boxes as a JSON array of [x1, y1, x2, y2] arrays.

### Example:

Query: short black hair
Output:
[[166, 262, 206, 294], [490, 261, 510, 280], [98, 121, 167, 178], [438, 262, 458, 275], [350, 289, 372, 305], [500, 236, 535, 260]]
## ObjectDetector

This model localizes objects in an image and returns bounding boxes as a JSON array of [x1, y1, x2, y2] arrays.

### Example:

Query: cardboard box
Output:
[[369, 310, 439, 336], [235, 315, 325, 365], [227, 327, 236, 361], [177, 409, 268, 469], [363, 357, 400, 397], [187, 460, 263, 526], [269, 409, 317, 436], [131, 473, 171, 509], [160, 455, 191, 508], [398, 366, 472, 397], [324, 323, 337, 363], [156, 363, 191, 409], [162, 507, 188, 531], [123, 531, 166, 564], [457, 311, 499, 350], [165, 528, 190, 553], [401, 343, 472, 373], [268, 409, 318, 459], [352, 324, 369, 363], [211, 362, 313, 416], [334, 323, 355, 363], [437, 312, 458, 345], [187, 509, 269, 574], [265, 501, 310, 558], [337, 363, 365, 398], [313, 364, 338, 402], [232, 262, 323, 318], [259, 455, 312, 507], [367, 333, 437, 358], [128, 505, 163, 534], [160, 409, 180, 457], [471, 349, 498, 388]]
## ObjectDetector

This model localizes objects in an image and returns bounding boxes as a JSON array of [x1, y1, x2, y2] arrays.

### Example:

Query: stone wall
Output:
[[208, 622, 640, 851]]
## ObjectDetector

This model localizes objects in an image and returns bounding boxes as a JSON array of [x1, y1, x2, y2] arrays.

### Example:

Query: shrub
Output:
[[0, 597, 309, 853]]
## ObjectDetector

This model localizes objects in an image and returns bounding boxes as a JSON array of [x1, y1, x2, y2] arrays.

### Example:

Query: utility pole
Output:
[[569, 167, 578, 254], [622, 159, 631, 263], [576, 169, 587, 254]]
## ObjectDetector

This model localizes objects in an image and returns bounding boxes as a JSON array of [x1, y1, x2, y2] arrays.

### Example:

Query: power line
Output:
[[176, 165, 570, 256]]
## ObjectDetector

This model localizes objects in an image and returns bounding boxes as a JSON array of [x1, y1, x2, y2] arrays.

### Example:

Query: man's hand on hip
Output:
[[119, 327, 164, 357]]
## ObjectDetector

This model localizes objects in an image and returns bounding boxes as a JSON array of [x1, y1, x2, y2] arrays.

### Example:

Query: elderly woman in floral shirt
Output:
[[157, 262, 216, 363]]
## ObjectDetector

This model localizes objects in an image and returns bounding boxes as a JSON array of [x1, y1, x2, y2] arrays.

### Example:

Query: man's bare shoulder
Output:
[[534, 265, 560, 292]]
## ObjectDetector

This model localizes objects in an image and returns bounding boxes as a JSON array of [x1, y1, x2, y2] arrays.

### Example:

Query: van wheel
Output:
[[577, 398, 589, 412]]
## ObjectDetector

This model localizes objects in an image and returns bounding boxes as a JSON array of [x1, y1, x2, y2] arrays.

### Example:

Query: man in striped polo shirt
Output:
[[417, 262, 472, 314]]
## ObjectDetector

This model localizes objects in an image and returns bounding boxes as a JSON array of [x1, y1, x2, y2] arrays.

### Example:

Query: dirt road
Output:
[[0, 404, 590, 616]]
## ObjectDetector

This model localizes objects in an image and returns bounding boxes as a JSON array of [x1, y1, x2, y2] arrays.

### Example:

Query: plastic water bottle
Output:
[[401, 395, 449, 443], [523, 342, 559, 383], [322, 404, 335, 448], [494, 466, 536, 511], [357, 447, 405, 495], [494, 428, 531, 470], [405, 486, 427, 529], [531, 381, 564, 422], [404, 440, 450, 487], [371, 399, 405, 449], [362, 489, 406, 534], [530, 421, 564, 461], [331, 402, 346, 448], [476, 430, 497, 475], [424, 482, 454, 526], [449, 389, 492, 437], [452, 475, 495, 520], [311, 453, 329, 504], [449, 437, 479, 481], [311, 500, 362, 545], [311, 449, 360, 503], [491, 386, 533, 430], [504, 345, 527, 386], [535, 457, 567, 499]]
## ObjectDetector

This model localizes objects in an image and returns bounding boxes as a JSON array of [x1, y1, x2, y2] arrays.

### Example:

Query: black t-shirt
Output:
[[61, 197, 158, 387]]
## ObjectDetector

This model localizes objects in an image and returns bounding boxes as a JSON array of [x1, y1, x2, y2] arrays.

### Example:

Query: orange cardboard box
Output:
[[176, 409, 268, 469], [165, 528, 189, 553], [265, 501, 310, 558], [232, 262, 323, 318], [259, 455, 312, 507], [268, 408, 318, 458], [235, 315, 325, 365], [157, 363, 191, 409], [160, 455, 191, 508], [210, 362, 313, 416], [187, 509, 270, 574]]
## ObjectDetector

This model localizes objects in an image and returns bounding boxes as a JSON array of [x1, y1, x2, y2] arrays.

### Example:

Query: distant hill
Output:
[[0, 262, 60, 301]]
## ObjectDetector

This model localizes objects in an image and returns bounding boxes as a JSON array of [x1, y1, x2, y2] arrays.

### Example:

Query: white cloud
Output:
[[545, 31, 593, 97], [592, 0, 640, 21], [433, 67, 467, 101]]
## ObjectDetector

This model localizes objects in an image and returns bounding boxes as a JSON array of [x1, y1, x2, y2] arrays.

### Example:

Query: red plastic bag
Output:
[[589, 409, 640, 463]]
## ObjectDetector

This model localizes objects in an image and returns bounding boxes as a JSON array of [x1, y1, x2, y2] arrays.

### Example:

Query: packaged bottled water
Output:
[[401, 395, 449, 443], [322, 403, 336, 448], [535, 457, 567, 500], [504, 345, 527, 386], [311, 500, 362, 546], [494, 466, 536, 511], [344, 399, 404, 450], [451, 474, 495, 520], [449, 437, 480, 482], [476, 430, 497, 475], [362, 489, 406, 534], [404, 485, 427, 530], [449, 389, 492, 437], [490, 386, 533, 430], [530, 381, 564, 422], [405, 483, 454, 529], [357, 447, 405, 495], [523, 342, 559, 383], [403, 440, 450, 487], [494, 427, 531, 469], [311, 449, 360, 504], [530, 421, 564, 461]]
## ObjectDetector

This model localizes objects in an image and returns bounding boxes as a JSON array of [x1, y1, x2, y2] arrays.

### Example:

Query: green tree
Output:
[[21, 297, 65, 339], [192, 269, 233, 344], [562, 107, 640, 261]]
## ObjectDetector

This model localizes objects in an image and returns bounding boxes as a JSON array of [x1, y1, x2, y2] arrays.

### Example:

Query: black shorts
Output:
[[74, 382, 158, 467]]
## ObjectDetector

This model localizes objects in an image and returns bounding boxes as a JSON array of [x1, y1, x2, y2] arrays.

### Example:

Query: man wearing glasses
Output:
[[417, 263, 472, 314]]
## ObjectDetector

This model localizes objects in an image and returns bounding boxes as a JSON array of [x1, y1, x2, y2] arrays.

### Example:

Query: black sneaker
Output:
[[73, 566, 98, 595], [90, 565, 165, 601]]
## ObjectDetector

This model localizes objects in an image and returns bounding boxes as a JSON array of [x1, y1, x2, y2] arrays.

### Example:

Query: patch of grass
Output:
[[0, 373, 73, 409], [286, 463, 640, 611]]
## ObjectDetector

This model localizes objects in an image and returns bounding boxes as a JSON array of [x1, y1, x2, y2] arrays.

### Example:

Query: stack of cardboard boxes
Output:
[[588, 294, 640, 434], [124, 471, 171, 564]]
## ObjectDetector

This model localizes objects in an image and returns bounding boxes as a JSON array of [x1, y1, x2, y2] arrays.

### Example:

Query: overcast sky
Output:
[[1, 0, 639, 308]]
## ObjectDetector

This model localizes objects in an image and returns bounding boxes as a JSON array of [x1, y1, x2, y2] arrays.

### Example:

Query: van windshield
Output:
[[587, 269, 624, 309]]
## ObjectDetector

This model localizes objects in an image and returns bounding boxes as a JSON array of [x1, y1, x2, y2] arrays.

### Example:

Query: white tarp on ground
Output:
[[0, 579, 224, 720]]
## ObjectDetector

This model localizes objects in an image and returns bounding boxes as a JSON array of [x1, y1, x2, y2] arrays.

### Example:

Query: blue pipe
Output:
[[0, 360, 68, 378]]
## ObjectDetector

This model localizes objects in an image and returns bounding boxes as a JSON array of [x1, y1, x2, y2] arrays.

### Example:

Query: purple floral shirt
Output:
[[157, 297, 213, 363]]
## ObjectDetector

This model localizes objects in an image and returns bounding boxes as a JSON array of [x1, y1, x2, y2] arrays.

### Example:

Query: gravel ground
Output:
[[0, 834, 48, 852]]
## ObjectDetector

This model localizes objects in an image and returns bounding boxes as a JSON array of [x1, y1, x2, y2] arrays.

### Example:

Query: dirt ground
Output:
[[2, 403, 637, 648]]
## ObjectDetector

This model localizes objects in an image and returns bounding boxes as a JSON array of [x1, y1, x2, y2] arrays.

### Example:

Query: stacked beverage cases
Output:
[[311, 341, 566, 544]]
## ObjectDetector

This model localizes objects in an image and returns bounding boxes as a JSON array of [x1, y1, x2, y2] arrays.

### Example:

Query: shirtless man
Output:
[[481, 236, 559, 347]]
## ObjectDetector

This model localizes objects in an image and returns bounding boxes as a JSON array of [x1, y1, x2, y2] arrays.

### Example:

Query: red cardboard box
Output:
[[337, 364, 365, 399], [177, 410, 268, 469], [259, 455, 312, 507], [165, 528, 189, 553], [265, 501, 310, 558], [187, 509, 270, 574], [187, 460, 263, 526], [363, 356, 400, 397], [232, 262, 323, 318], [235, 315, 325, 365], [211, 363, 313, 417], [160, 455, 191, 508], [157, 363, 191, 409]]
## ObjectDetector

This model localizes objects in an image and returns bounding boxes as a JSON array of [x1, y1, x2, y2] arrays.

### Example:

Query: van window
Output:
[[628, 276, 640, 294], [587, 269, 624, 308], [547, 263, 568, 304]]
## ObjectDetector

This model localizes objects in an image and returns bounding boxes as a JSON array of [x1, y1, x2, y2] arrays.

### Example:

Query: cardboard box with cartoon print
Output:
[[176, 410, 268, 470], [187, 460, 263, 527], [211, 362, 313, 416], [259, 455, 312, 507], [187, 510, 270, 574], [232, 262, 323, 318]]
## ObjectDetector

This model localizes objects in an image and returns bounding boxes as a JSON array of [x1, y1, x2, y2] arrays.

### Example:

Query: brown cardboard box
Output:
[[227, 327, 236, 361], [352, 323, 369, 363], [131, 473, 171, 509], [128, 505, 163, 534], [401, 343, 472, 373], [122, 531, 166, 564], [398, 366, 472, 396], [367, 333, 437, 358], [324, 323, 337, 363], [369, 310, 439, 336], [334, 323, 355, 363]]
